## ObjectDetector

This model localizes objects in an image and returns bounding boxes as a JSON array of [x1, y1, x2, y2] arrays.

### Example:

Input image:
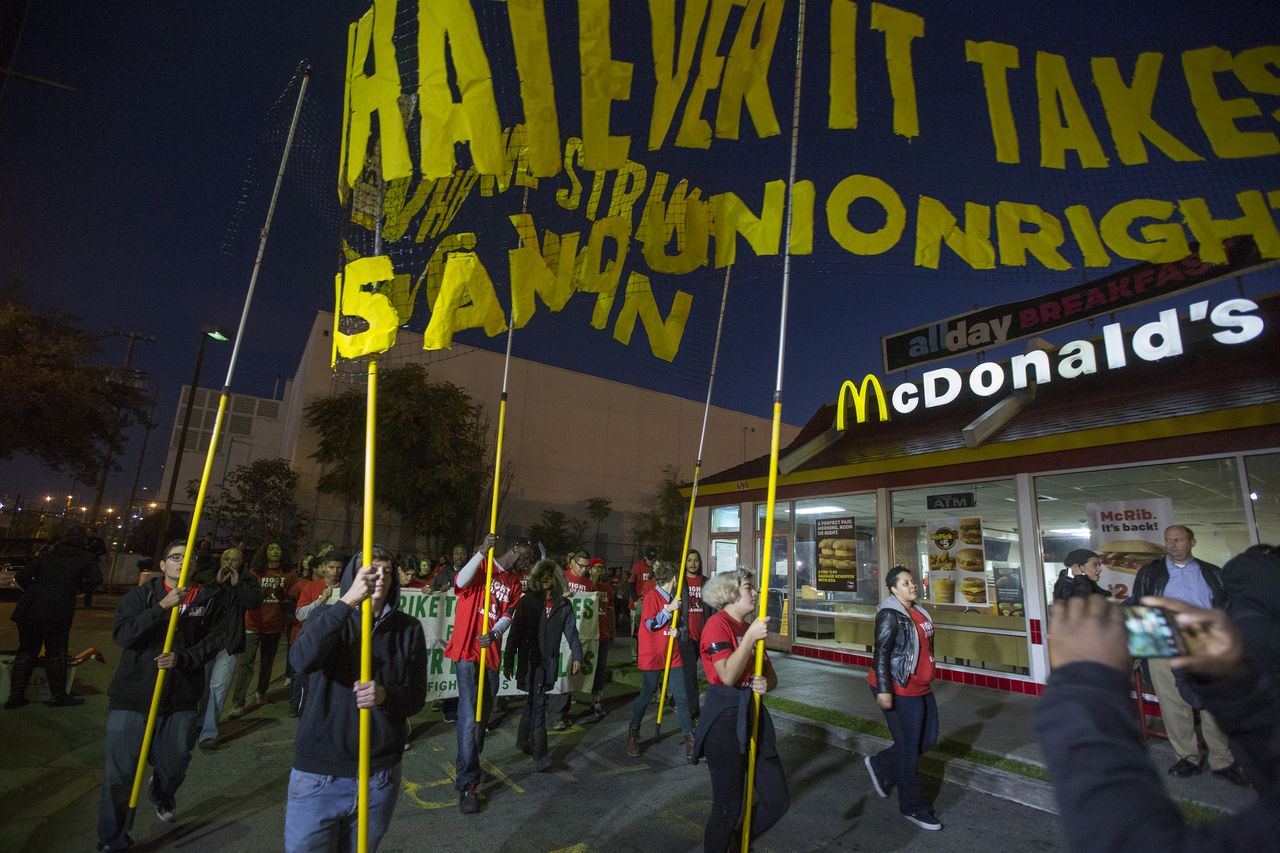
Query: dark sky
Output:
[[1, 0, 1277, 510]]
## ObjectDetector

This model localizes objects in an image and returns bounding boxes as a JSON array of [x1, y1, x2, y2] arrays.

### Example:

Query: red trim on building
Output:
[[1029, 619, 1043, 646], [790, 644, 1047, 696]]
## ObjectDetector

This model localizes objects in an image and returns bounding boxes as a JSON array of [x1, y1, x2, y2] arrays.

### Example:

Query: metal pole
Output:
[[127, 64, 310, 817], [742, 4, 807, 850], [655, 266, 732, 736]]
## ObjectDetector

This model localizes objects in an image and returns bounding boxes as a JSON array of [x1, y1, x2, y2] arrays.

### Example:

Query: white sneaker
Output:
[[865, 756, 889, 799]]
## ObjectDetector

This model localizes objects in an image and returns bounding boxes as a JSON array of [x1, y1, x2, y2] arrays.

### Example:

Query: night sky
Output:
[[1, 0, 1277, 509]]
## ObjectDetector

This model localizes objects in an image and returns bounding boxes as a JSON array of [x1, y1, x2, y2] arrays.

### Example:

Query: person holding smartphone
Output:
[[865, 566, 942, 831]]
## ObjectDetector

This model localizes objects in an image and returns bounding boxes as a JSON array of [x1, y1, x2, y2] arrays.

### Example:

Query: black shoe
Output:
[[459, 785, 481, 814], [442, 712, 458, 723], [198, 738, 219, 753], [1211, 764, 1251, 787], [48, 694, 85, 707], [902, 810, 942, 830], [148, 776, 176, 822], [1168, 757, 1203, 778]]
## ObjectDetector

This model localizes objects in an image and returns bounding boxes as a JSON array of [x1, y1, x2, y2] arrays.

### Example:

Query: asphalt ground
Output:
[[1, 598, 1067, 852]]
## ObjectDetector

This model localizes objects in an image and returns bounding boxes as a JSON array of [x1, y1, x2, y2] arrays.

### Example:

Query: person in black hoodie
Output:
[[1220, 544, 1280, 788], [1052, 549, 1113, 602], [96, 539, 223, 852], [284, 544, 426, 853], [503, 558, 584, 772], [6, 525, 102, 709], [191, 546, 263, 751], [1035, 593, 1280, 852]]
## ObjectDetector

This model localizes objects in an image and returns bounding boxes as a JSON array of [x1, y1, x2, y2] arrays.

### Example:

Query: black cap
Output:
[[1064, 548, 1099, 569], [644, 547, 658, 560]]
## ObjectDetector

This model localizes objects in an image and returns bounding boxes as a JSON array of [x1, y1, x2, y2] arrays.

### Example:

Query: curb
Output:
[[768, 709, 1062, 815]]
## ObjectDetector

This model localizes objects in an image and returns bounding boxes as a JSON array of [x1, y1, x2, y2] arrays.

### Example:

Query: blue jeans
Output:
[[283, 766, 401, 852], [98, 709, 196, 852], [454, 659, 499, 791], [198, 649, 237, 743], [630, 667, 693, 734], [870, 688, 939, 814]]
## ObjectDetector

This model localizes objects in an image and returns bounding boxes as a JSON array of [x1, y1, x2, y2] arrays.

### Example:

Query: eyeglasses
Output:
[[165, 553, 184, 562]]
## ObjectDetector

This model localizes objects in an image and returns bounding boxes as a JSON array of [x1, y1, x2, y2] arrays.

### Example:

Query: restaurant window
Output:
[[891, 481, 1028, 675], [1035, 457, 1251, 604], [754, 502, 792, 633], [792, 494, 879, 651], [1245, 453, 1280, 546], [709, 505, 740, 575]]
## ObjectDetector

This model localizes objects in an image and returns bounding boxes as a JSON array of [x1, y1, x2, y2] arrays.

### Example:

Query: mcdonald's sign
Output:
[[836, 374, 890, 429]]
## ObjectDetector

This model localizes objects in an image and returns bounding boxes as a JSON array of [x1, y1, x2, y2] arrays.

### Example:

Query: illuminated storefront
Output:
[[690, 294, 1280, 691]]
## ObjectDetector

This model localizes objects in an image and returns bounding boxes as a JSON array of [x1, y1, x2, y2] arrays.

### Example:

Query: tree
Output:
[[630, 466, 686, 560], [585, 496, 613, 546], [0, 282, 151, 484], [190, 458, 308, 553], [528, 509, 581, 560], [305, 364, 493, 552]]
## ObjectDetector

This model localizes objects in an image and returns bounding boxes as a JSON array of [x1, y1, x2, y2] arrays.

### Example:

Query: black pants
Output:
[[679, 637, 701, 716], [702, 712, 789, 853], [16, 619, 72, 659], [232, 631, 281, 705]]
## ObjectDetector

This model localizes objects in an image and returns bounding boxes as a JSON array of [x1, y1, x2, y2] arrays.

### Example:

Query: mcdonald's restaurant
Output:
[[688, 287, 1280, 693]]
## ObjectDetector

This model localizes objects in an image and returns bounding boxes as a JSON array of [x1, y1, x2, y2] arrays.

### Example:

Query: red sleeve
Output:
[[296, 580, 324, 610], [700, 614, 736, 665]]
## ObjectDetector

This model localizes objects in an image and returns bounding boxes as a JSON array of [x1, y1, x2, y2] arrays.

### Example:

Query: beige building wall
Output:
[[280, 313, 797, 562]]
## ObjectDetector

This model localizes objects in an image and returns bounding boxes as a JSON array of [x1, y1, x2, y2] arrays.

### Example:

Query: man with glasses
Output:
[[97, 540, 223, 852]]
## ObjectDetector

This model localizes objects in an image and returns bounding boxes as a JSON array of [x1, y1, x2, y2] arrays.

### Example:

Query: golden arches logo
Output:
[[836, 374, 890, 428]]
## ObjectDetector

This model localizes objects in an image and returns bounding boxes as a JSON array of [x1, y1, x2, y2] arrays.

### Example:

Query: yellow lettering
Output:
[[836, 375, 889, 428], [1178, 190, 1280, 263], [826, 174, 906, 256], [829, 0, 858, 129], [579, 0, 634, 170], [648, 0, 710, 150], [608, 161, 650, 231], [1063, 205, 1112, 267], [1091, 54, 1201, 165], [676, 0, 733, 148], [913, 197, 994, 269], [508, 214, 579, 328], [573, 215, 632, 328], [965, 40, 1020, 164], [334, 255, 400, 362], [1036, 51, 1109, 169], [339, 0, 412, 199], [1184, 46, 1280, 159], [418, 0, 505, 179], [716, 0, 785, 140], [640, 173, 711, 274], [611, 272, 693, 362], [870, 3, 924, 139], [1098, 199, 1189, 262], [712, 181, 785, 266], [423, 252, 508, 350], [557, 138, 585, 211], [996, 201, 1071, 269], [507, 0, 562, 177]]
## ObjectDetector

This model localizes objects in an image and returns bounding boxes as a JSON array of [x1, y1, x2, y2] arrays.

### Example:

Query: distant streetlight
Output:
[[155, 324, 230, 564]]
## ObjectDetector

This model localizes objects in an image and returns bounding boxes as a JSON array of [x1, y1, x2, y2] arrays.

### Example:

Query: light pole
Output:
[[153, 324, 229, 564]]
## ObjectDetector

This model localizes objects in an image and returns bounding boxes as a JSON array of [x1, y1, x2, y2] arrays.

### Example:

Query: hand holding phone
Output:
[[1122, 605, 1186, 658], [1140, 596, 1245, 677]]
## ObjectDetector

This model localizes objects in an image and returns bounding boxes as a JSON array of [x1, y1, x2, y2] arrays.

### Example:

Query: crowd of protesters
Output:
[[5, 521, 1278, 852]]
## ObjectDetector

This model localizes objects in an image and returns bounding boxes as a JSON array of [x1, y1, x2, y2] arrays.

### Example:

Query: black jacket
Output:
[[1052, 570, 1113, 602], [12, 539, 102, 625], [107, 578, 223, 713], [1035, 661, 1280, 851], [193, 566, 264, 654], [873, 596, 932, 690], [1222, 550, 1280, 678], [289, 562, 427, 777], [1127, 556, 1225, 606], [503, 593, 584, 691]]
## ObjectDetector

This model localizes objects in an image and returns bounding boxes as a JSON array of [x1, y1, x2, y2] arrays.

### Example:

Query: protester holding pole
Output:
[[283, 545, 426, 852], [445, 533, 526, 814], [97, 540, 224, 851], [693, 569, 788, 852], [628, 560, 696, 761]]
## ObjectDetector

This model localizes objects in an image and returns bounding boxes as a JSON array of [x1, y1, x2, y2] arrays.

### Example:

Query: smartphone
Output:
[[1122, 605, 1186, 658]]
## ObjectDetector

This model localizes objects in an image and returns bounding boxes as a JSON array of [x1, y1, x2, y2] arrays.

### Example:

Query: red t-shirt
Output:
[[629, 559, 655, 600], [867, 607, 935, 696], [700, 610, 769, 687], [637, 586, 681, 671], [565, 569, 596, 595], [444, 562, 521, 670], [682, 574, 705, 641], [595, 581, 616, 643], [246, 568, 288, 635], [290, 579, 331, 643]]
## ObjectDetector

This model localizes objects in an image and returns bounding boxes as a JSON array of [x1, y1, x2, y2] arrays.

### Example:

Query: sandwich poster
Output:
[[927, 517, 988, 605], [816, 517, 858, 592], [1087, 498, 1174, 600]]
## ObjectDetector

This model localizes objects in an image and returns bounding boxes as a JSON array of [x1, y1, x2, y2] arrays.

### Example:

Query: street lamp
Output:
[[154, 324, 230, 564]]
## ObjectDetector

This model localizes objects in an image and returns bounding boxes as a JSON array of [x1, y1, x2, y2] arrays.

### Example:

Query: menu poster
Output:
[[927, 516, 988, 605], [1086, 498, 1174, 601], [816, 517, 857, 592]]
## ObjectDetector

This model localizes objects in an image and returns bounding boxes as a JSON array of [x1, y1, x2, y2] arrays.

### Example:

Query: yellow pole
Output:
[[475, 390, 508, 720], [656, 266, 731, 734], [356, 356, 378, 853], [125, 65, 310, 816], [127, 391, 229, 810], [742, 2, 806, 847]]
